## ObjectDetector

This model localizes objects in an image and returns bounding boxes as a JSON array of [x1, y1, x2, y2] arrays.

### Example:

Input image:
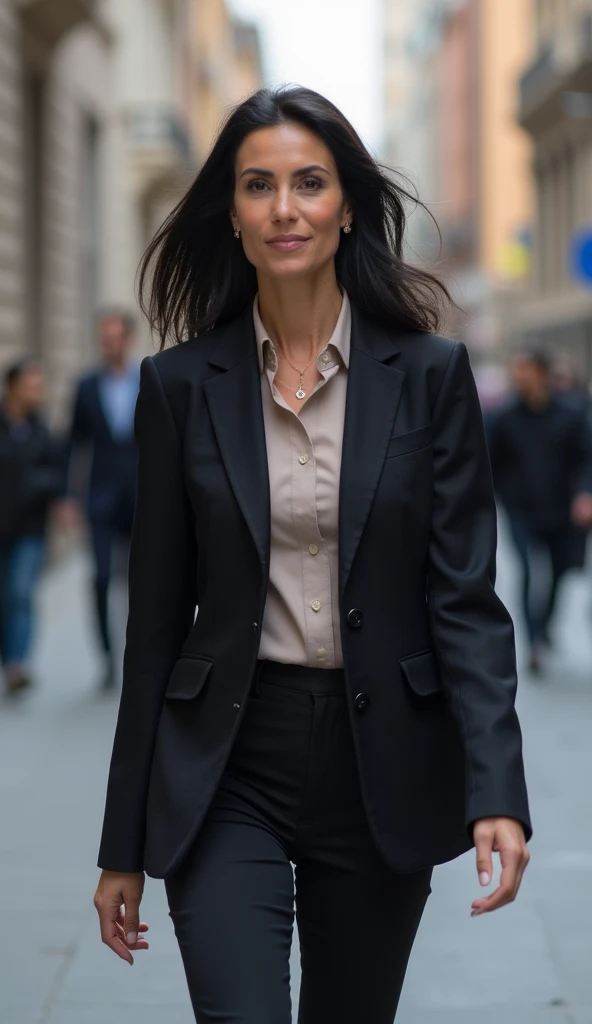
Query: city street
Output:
[[1, 522, 592, 1024]]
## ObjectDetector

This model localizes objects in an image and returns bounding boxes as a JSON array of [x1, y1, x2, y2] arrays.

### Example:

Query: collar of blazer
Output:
[[205, 300, 402, 372], [203, 300, 406, 596]]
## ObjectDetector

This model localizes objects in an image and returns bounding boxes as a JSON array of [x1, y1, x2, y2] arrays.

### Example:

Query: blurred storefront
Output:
[[517, 0, 592, 381], [383, 0, 534, 359], [0, 0, 262, 422]]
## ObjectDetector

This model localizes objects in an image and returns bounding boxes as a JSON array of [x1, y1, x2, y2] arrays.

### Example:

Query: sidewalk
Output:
[[1, 524, 592, 1023]]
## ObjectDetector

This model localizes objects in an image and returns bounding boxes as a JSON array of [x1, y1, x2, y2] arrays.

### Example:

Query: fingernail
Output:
[[471, 909, 483, 917], [479, 872, 491, 886], [126, 932, 137, 946]]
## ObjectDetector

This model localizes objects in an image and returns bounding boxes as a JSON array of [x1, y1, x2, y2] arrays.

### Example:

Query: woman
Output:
[[0, 359, 60, 693], [94, 87, 531, 1022]]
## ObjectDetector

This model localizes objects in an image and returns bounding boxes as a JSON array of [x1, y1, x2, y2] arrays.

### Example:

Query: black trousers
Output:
[[507, 514, 570, 646], [165, 660, 432, 1023]]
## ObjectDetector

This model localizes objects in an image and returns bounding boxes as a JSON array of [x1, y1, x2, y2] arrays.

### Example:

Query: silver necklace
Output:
[[274, 374, 312, 399], [274, 349, 320, 400]]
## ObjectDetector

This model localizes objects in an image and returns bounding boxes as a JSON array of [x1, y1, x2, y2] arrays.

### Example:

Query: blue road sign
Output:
[[570, 228, 592, 286]]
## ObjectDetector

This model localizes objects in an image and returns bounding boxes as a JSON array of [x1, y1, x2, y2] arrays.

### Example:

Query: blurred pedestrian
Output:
[[488, 347, 592, 672], [57, 310, 140, 691], [0, 359, 61, 693], [94, 87, 530, 1023]]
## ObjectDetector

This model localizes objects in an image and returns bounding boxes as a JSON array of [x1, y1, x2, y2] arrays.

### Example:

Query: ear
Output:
[[341, 199, 353, 228]]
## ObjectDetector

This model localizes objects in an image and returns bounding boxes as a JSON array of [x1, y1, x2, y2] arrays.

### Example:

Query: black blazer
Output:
[[63, 372, 138, 521], [98, 303, 531, 878], [0, 409, 61, 544]]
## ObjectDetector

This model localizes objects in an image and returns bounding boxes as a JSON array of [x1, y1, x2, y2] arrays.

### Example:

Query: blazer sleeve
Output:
[[427, 341, 532, 840], [98, 356, 197, 872]]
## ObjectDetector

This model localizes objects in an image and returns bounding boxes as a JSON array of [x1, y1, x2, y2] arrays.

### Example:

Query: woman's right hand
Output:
[[94, 870, 150, 964]]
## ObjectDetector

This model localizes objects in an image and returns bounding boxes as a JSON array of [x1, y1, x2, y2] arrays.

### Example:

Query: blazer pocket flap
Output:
[[386, 424, 432, 459], [399, 649, 442, 696], [165, 655, 213, 701]]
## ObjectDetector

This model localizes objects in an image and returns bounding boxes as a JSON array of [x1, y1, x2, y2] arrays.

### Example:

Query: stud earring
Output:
[[343, 223, 352, 234], [234, 227, 240, 239]]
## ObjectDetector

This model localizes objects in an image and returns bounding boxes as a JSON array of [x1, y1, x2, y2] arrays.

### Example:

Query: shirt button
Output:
[[311, 599, 322, 612], [308, 543, 319, 556], [298, 453, 309, 465], [317, 646, 326, 659], [321, 352, 330, 365]]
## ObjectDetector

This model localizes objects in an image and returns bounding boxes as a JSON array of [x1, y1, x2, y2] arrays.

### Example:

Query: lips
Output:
[[266, 235, 310, 252]]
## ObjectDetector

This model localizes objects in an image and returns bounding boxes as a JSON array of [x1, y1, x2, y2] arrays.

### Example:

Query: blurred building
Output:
[[383, 0, 534, 356], [0, 0, 262, 422], [517, 0, 592, 378], [190, 1, 262, 159], [0, 1, 118, 419]]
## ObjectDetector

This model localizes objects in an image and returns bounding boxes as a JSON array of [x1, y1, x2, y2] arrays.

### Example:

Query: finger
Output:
[[472, 851, 521, 914], [97, 903, 133, 964], [471, 882, 512, 914], [116, 922, 147, 939], [114, 922, 150, 950], [499, 841, 528, 903], [510, 847, 530, 901], [473, 827, 494, 889], [123, 896, 141, 950], [115, 914, 149, 935]]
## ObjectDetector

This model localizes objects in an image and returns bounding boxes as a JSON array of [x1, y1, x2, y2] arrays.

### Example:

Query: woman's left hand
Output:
[[471, 816, 530, 916]]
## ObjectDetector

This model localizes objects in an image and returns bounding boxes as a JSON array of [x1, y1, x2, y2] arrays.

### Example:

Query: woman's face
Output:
[[10, 366, 45, 413], [231, 122, 352, 283]]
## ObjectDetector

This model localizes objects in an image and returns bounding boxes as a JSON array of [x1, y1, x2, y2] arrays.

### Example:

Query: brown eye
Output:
[[301, 178, 323, 190], [247, 180, 269, 193]]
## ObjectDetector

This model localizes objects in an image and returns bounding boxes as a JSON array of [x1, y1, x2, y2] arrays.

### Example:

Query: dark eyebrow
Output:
[[239, 164, 331, 179]]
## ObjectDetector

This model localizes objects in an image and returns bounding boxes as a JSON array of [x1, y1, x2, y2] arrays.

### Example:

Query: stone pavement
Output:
[[1, 520, 592, 1023]]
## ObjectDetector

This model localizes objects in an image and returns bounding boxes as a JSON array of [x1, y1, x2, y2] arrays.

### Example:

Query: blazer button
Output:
[[347, 608, 364, 629], [354, 692, 371, 712]]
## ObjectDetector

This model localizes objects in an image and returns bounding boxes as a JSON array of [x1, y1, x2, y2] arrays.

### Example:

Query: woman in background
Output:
[[0, 359, 60, 693]]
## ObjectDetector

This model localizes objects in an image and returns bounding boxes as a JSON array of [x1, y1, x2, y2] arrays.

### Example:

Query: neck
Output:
[[3, 395, 28, 422], [105, 357, 127, 374], [256, 268, 343, 364]]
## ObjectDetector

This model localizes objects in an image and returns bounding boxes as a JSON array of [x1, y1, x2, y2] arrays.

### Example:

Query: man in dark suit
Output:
[[59, 310, 140, 689], [488, 347, 592, 673]]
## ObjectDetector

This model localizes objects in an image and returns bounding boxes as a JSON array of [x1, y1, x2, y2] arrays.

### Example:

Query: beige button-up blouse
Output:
[[254, 291, 351, 669]]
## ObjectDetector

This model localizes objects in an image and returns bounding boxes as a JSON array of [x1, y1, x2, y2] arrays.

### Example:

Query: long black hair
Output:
[[139, 86, 450, 348]]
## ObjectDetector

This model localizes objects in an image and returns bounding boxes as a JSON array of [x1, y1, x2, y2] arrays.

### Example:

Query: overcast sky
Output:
[[228, 0, 384, 154]]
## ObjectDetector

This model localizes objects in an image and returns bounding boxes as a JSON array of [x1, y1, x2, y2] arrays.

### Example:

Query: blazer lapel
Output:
[[203, 310, 271, 572], [339, 307, 406, 596]]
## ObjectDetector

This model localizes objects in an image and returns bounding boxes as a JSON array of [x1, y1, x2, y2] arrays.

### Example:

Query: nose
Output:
[[271, 184, 297, 223]]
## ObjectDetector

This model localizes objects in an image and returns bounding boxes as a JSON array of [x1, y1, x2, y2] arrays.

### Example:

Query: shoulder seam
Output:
[[142, 355, 183, 446], [431, 340, 461, 421]]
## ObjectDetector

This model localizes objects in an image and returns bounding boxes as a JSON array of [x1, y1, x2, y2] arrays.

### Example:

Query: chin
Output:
[[263, 259, 316, 280]]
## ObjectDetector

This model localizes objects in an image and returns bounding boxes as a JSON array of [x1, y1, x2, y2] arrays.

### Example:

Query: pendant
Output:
[[296, 388, 306, 400]]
